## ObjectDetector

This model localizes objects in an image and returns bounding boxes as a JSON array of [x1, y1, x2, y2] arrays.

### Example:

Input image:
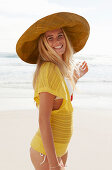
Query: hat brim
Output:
[[16, 12, 90, 64]]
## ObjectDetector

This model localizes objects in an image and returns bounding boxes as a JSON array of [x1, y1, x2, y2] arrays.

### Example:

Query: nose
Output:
[[52, 37, 61, 46]]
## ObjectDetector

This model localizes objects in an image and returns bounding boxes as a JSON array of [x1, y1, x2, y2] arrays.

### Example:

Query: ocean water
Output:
[[0, 52, 112, 111]]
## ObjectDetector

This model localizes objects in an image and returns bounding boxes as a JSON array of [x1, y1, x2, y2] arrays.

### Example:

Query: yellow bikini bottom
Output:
[[30, 132, 70, 157]]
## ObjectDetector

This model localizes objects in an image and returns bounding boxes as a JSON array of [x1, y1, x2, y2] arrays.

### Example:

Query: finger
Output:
[[82, 61, 86, 64], [80, 67, 86, 71], [82, 67, 86, 71], [83, 64, 88, 71], [81, 62, 88, 69], [80, 62, 86, 69], [80, 65, 88, 71]]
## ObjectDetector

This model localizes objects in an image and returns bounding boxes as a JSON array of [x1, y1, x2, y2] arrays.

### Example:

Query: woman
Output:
[[16, 12, 90, 170]]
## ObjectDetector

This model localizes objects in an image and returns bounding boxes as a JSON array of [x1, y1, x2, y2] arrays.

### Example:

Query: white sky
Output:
[[0, 0, 112, 55]]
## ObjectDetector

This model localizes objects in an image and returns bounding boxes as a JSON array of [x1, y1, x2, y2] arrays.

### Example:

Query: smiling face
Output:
[[45, 28, 66, 59]]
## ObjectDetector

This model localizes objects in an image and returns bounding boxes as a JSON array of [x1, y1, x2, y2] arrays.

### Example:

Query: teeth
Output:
[[54, 45, 62, 49]]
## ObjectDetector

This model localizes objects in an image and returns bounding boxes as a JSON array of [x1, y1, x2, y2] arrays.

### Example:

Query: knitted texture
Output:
[[30, 62, 74, 156]]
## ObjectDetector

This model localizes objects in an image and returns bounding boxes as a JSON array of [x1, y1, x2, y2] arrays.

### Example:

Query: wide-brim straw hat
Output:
[[16, 11, 90, 64]]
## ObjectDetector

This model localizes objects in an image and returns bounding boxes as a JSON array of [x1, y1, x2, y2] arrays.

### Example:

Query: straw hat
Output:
[[16, 11, 90, 64]]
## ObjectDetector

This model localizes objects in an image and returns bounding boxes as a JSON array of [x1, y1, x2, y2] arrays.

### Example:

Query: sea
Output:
[[0, 52, 112, 111]]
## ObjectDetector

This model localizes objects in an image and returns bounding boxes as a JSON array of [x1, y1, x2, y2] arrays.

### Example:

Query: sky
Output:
[[0, 0, 112, 56]]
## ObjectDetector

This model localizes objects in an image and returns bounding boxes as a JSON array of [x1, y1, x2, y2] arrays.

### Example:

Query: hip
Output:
[[30, 132, 71, 157]]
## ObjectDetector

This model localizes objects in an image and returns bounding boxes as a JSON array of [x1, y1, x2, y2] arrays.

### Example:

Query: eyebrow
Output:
[[46, 32, 63, 38]]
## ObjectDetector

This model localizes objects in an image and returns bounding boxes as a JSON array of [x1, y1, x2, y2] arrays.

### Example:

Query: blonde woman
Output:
[[16, 12, 90, 170]]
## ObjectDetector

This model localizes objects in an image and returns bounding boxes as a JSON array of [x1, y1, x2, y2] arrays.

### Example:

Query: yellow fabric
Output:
[[30, 61, 74, 157]]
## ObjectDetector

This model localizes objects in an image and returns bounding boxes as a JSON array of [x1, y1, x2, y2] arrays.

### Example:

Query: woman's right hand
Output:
[[50, 165, 66, 170], [57, 166, 66, 170], [49, 159, 66, 170]]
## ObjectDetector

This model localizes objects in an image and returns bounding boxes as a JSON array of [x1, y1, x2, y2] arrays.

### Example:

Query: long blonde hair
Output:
[[33, 28, 76, 91]]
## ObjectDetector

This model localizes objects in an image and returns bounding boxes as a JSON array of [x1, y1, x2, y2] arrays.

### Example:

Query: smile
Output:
[[54, 45, 63, 49]]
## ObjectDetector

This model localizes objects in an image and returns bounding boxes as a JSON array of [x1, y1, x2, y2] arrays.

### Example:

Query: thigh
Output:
[[30, 147, 68, 169], [30, 147, 49, 170], [61, 150, 68, 167]]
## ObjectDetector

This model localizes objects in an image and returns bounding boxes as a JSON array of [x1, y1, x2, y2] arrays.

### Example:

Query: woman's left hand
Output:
[[73, 61, 88, 80]]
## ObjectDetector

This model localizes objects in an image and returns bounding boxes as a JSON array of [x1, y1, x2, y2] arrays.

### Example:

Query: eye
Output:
[[47, 37, 53, 41], [58, 34, 63, 38]]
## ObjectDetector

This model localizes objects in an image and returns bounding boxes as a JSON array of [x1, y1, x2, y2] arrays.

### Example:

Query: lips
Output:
[[54, 45, 63, 49]]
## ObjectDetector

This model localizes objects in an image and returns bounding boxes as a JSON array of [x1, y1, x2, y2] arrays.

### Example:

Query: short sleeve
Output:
[[34, 62, 69, 106]]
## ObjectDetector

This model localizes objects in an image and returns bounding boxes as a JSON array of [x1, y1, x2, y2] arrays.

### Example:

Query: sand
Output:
[[0, 108, 112, 170]]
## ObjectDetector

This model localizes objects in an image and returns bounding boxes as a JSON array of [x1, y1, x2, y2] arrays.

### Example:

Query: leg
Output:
[[30, 146, 68, 169], [30, 147, 49, 170], [60, 150, 68, 167], [30, 147, 62, 170]]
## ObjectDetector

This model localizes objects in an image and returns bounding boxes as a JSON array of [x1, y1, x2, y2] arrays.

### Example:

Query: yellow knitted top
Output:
[[30, 61, 74, 157]]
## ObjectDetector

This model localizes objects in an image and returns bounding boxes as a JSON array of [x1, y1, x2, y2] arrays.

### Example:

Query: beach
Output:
[[0, 53, 112, 170], [0, 107, 112, 170]]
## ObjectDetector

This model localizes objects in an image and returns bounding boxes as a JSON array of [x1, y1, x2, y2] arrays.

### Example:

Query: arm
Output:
[[39, 92, 59, 167], [72, 74, 78, 84], [73, 61, 88, 83]]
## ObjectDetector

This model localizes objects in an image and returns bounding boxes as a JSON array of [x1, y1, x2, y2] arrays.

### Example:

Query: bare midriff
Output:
[[52, 98, 63, 111]]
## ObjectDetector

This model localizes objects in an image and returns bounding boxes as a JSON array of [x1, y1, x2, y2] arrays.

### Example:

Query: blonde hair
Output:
[[33, 28, 76, 91]]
